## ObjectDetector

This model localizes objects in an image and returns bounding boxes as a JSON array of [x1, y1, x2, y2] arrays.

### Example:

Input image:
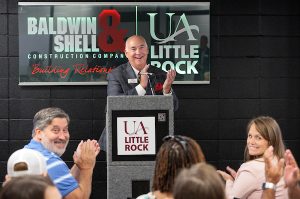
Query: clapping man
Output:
[[25, 107, 100, 199], [98, 35, 179, 150]]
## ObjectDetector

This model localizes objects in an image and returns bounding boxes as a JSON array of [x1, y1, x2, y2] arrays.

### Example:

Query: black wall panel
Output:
[[0, 0, 299, 198]]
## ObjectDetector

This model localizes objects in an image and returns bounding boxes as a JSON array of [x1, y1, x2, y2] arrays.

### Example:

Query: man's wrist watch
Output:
[[262, 182, 276, 190]]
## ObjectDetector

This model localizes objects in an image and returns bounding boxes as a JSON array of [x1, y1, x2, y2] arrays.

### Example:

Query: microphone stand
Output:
[[147, 74, 155, 95]]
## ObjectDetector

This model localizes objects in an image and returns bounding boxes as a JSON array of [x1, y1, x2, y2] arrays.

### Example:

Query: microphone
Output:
[[139, 72, 154, 76], [148, 77, 155, 95]]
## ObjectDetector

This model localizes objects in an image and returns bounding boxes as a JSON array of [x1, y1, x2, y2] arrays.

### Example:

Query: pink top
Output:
[[225, 158, 288, 199]]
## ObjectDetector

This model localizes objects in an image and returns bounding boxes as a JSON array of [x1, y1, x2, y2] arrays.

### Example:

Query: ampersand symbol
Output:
[[98, 9, 128, 52]]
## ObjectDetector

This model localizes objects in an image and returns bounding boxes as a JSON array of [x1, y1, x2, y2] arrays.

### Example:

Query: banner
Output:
[[18, 2, 210, 85]]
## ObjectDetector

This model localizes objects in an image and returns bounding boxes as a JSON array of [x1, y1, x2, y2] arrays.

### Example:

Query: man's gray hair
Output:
[[32, 107, 70, 137]]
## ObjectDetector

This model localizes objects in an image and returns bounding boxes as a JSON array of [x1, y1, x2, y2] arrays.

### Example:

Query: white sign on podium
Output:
[[117, 117, 156, 155]]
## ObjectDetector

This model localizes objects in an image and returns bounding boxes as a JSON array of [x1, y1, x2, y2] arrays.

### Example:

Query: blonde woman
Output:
[[218, 116, 288, 199]]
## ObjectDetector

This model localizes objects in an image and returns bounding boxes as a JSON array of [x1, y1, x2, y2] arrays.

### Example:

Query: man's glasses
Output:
[[162, 135, 188, 152]]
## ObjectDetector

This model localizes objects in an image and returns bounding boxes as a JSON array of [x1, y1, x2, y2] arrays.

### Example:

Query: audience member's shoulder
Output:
[[136, 192, 155, 199], [240, 158, 265, 172]]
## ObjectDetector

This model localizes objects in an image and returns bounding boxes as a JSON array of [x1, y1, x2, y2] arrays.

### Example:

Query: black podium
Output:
[[106, 95, 174, 199]]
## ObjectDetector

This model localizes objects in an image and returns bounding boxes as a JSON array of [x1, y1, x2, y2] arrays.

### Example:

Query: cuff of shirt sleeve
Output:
[[136, 84, 146, 96], [163, 88, 173, 96]]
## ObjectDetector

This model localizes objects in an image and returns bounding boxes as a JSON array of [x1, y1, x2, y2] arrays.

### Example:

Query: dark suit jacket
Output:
[[107, 62, 179, 110]]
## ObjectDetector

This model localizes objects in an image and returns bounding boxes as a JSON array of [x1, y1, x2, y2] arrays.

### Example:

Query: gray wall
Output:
[[0, 0, 299, 198]]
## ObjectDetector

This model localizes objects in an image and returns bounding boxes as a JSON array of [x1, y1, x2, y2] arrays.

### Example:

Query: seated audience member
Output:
[[217, 116, 288, 199], [173, 162, 226, 199], [262, 146, 300, 199], [24, 107, 100, 199], [136, 135, 206, 199], [0, 175, 61, 199], [4, 148, 47, 185]]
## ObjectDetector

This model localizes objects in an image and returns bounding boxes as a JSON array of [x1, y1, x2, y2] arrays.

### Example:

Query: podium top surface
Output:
[[107, 95, 174, 111]]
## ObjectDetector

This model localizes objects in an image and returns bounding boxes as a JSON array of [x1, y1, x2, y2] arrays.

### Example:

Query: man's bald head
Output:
[[125, 35, 148, 51]]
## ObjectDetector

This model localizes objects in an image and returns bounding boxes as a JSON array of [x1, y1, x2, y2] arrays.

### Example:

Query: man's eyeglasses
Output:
[[162, 135, 188, 152]]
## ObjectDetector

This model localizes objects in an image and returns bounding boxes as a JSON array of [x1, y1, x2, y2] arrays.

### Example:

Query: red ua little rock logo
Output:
[[117, 117, 156, 155], [123, 120, 149, 151]]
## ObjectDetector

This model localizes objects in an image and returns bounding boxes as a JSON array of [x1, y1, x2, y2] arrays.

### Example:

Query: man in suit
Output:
[[99, 35, 179, 150]]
